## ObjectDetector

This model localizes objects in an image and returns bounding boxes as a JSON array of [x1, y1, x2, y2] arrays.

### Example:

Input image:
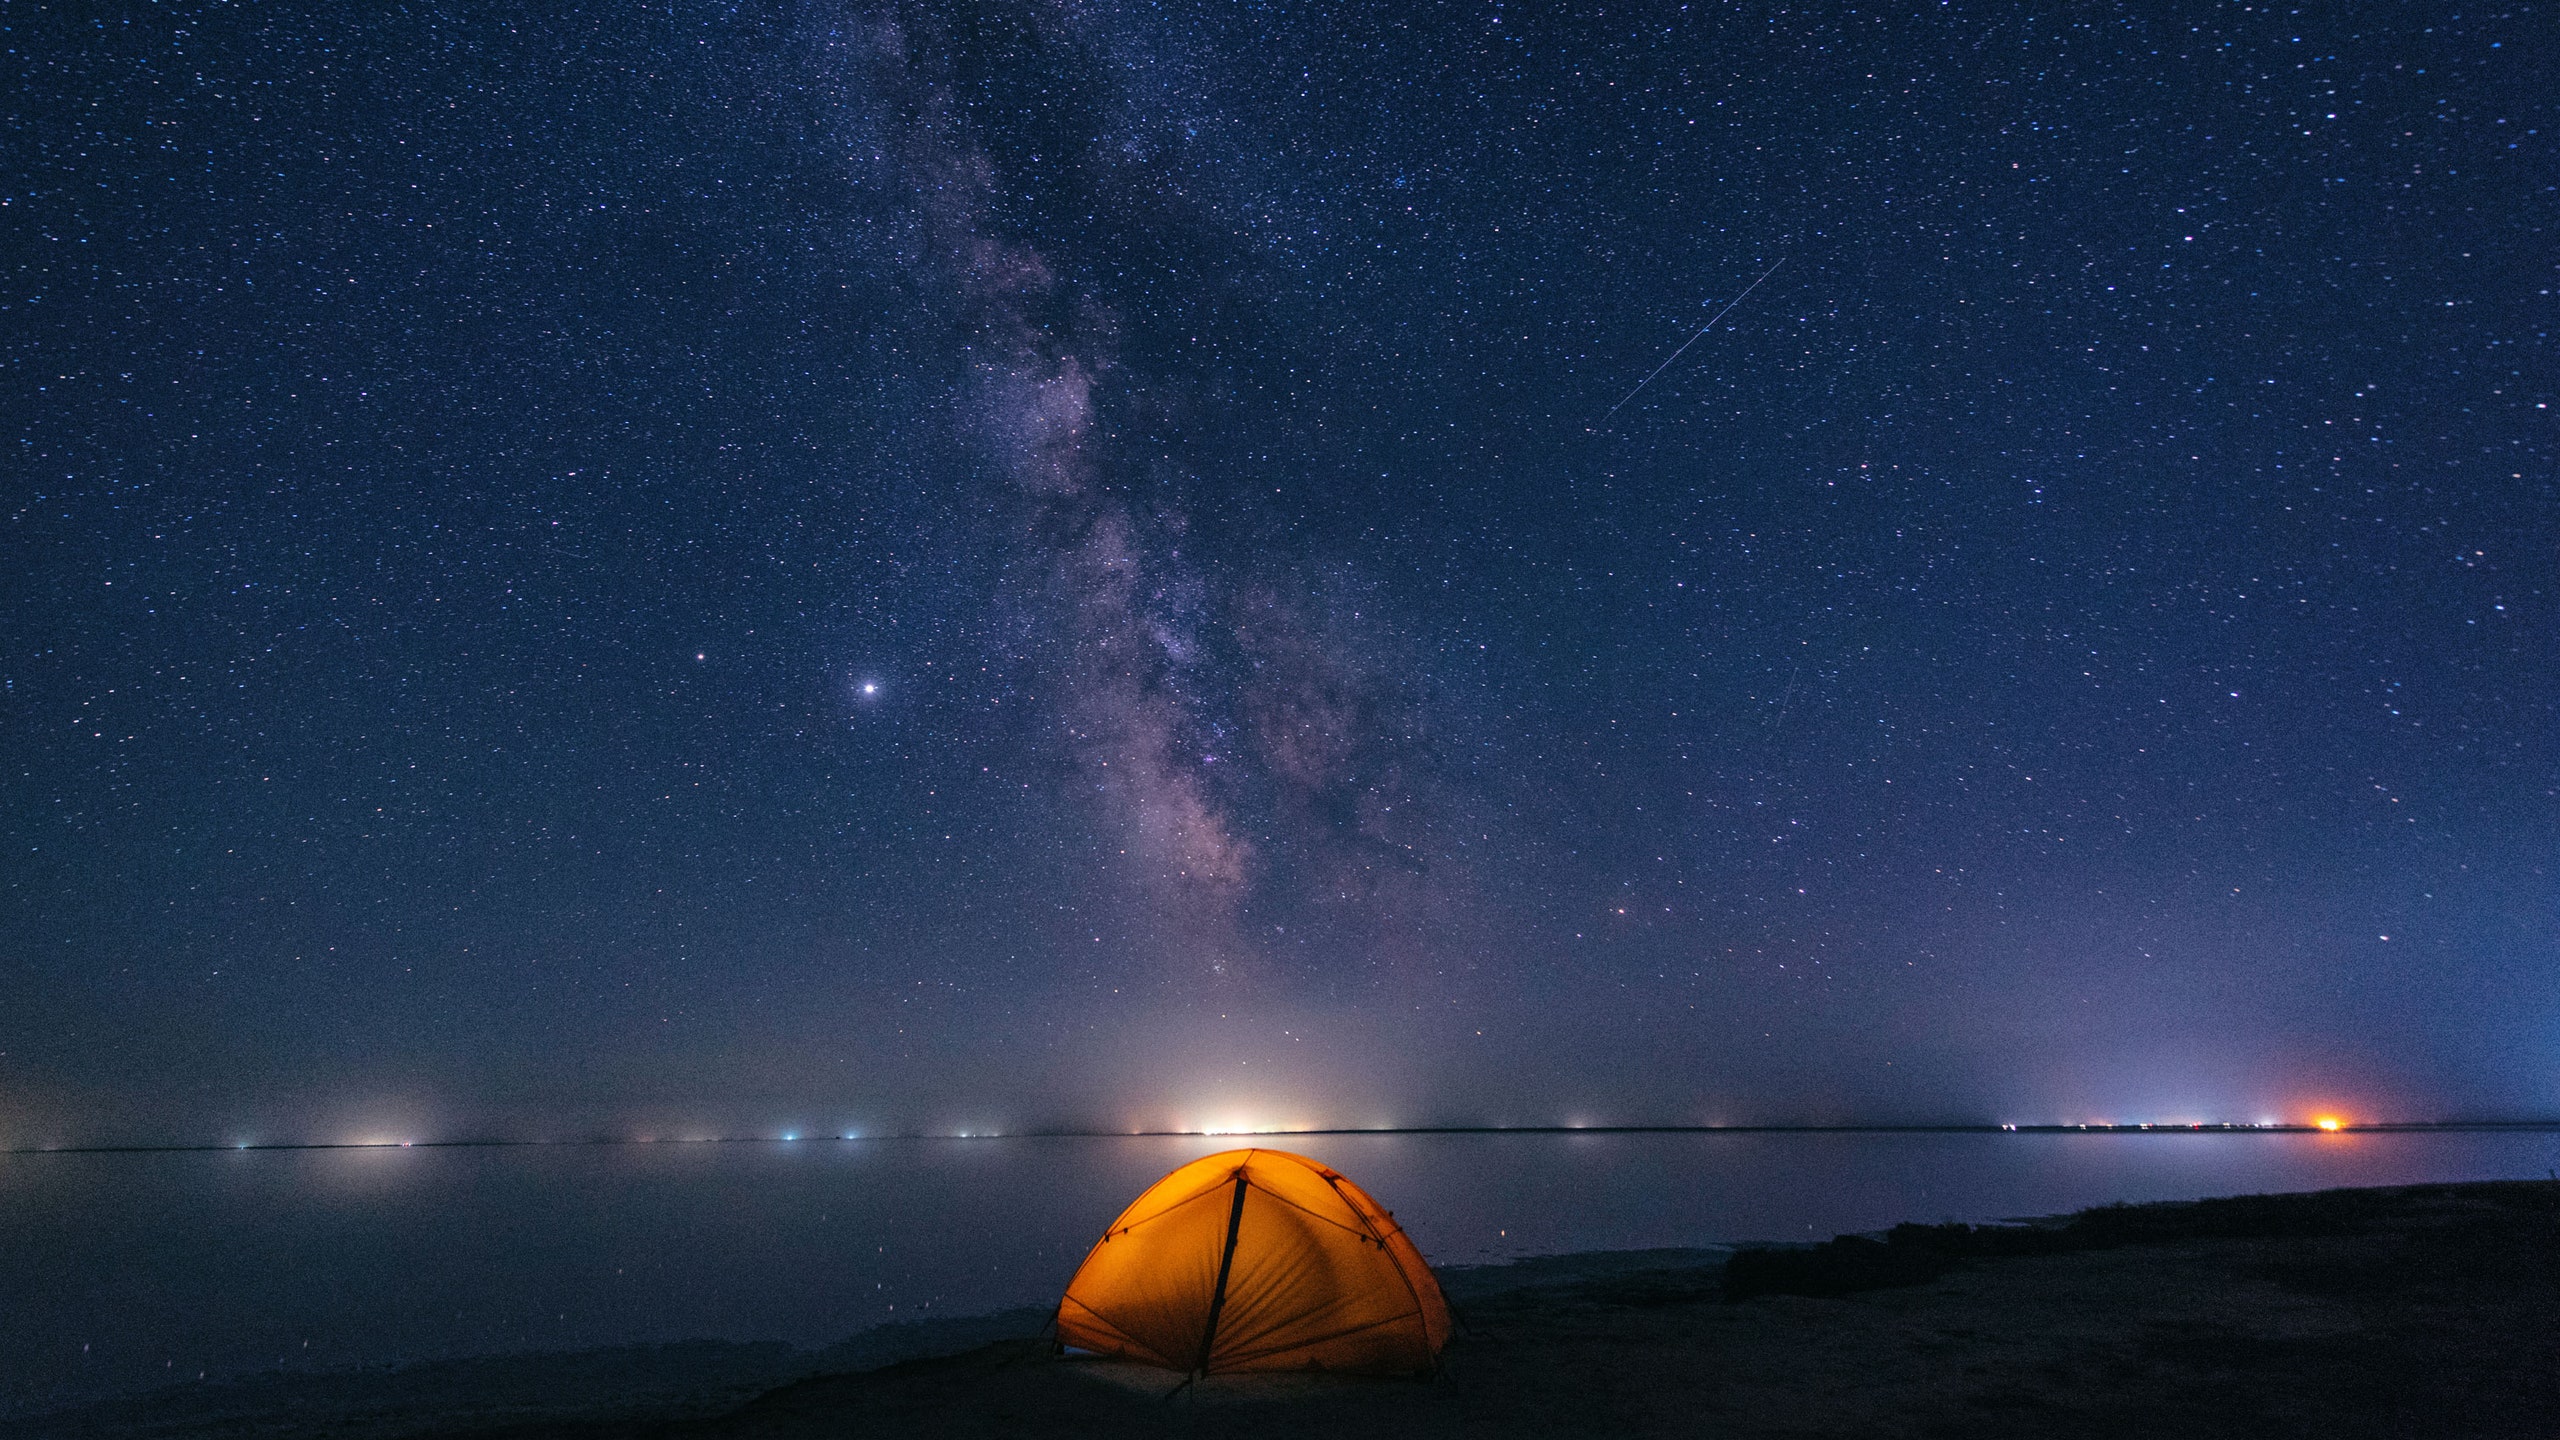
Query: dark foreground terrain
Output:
[[22, 1180, 2560, 1439]]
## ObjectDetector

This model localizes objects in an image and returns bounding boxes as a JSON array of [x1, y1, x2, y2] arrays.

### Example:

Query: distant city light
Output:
[[2316, 1117, 2343, 1132]]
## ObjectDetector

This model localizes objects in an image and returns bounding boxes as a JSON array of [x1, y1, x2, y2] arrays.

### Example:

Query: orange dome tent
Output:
[[1055, 1148, 1452, 1376]]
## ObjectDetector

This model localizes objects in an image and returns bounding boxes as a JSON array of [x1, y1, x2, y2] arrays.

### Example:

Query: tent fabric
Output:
[[1055, 1148, 1452, 1375]]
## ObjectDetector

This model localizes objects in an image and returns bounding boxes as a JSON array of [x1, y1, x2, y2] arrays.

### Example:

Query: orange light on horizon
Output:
[[2315, 1116, 2343, 1132]]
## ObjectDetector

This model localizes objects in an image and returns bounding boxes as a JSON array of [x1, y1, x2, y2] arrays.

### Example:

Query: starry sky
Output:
[[7, 2, 2554, 1144]]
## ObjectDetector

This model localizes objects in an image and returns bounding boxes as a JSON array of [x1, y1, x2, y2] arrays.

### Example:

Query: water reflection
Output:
[[4, 1129, 2553, 1415]]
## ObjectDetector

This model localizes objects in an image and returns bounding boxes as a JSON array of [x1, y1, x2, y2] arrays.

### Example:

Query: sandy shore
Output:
[[21, 1180, 2559, 1439]]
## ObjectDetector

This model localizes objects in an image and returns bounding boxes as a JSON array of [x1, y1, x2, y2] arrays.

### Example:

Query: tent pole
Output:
[[1192, 1171, 1251, 1377]]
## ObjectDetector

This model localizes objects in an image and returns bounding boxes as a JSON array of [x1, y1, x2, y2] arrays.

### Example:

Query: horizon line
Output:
[[12, 1118, 2560, 1156]]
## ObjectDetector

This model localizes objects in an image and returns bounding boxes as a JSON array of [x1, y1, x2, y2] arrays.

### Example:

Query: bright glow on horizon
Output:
[[96, 1111, 2449, 1151]]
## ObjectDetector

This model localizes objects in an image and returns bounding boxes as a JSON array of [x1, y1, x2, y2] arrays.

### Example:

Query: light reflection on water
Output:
[[4, 1129, 2554, 1413]]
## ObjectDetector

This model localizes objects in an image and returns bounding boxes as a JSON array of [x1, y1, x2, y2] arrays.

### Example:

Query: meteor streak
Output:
[[1596, 259, 1784, 429]]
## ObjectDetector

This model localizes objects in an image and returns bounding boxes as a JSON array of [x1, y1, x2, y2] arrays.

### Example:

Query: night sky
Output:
[[8, 2, 2554, 1145]]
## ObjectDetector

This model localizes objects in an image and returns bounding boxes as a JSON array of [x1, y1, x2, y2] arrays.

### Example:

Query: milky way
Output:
[[856, 8, 1467, 978]]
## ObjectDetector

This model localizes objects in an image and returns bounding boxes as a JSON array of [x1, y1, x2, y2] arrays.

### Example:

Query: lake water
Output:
[[8, 1129, 2557, 1416]]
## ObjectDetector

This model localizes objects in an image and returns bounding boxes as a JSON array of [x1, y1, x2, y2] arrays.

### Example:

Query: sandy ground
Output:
[[20, 1181, 2560, 1439]]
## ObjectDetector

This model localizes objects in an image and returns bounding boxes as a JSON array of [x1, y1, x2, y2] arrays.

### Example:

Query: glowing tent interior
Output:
[[1054, 1148, 1453, 1376]]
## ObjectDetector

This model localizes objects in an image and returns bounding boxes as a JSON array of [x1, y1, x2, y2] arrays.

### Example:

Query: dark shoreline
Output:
[[17, 1180, 2559, 1439]]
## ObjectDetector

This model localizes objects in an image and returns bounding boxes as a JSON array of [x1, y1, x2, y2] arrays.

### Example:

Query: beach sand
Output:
[[22, 1180, 2559, 1439]]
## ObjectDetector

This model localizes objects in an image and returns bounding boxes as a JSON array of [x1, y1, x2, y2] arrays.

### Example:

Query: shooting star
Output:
[[1595, 259, 1784, 429]]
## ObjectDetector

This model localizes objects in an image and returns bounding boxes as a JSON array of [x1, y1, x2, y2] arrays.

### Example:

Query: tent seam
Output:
[[1243, 1180, 1380, 1241], [1321, 1172, 1438, 1344]]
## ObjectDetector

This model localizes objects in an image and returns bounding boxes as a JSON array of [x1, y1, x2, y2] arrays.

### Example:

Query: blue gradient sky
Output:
[[6, 1, 2553, 1143]]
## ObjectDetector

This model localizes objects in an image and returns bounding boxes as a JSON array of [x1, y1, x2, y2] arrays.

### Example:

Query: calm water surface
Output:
[[7, 1129, 2556, 1413]]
